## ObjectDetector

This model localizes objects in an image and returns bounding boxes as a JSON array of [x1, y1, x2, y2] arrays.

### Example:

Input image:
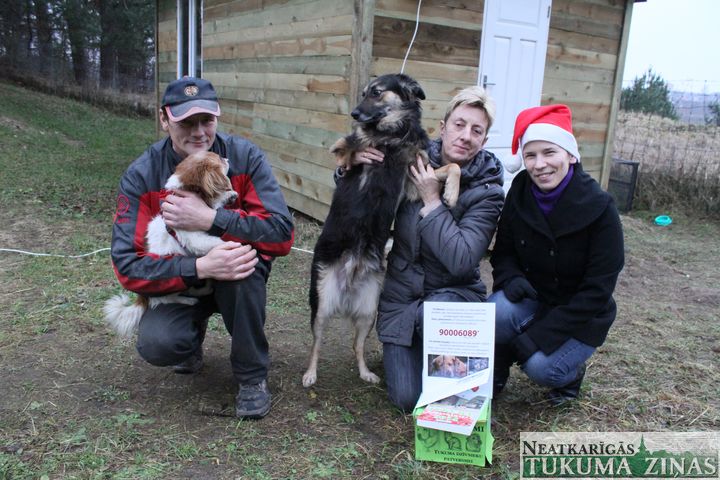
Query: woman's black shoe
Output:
[[547, 363, 586, 406]]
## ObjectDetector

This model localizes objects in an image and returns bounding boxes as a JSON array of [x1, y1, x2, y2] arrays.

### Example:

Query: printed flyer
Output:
[[412, 302, 495, 464], [416, 388, 489, 435], [415, 301, 495, 414]]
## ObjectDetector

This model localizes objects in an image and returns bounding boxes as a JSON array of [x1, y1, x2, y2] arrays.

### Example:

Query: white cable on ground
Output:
[[0, 247, 111, 258], [0, 246, 314, 258], [400, 0, 423, 74]]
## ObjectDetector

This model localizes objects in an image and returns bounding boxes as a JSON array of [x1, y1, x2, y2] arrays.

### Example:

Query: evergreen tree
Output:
[[706, 101, 720, 127], [620, 68, 679, 120]]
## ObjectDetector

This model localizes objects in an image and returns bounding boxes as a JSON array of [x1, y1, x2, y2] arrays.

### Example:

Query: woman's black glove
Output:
[[503, 276, 538, 303]]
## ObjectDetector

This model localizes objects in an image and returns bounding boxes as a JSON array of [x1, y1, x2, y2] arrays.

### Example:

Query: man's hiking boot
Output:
[[235, 379, 271, 419], [173, 346, 204, 374], [173, 317, 208, 374]]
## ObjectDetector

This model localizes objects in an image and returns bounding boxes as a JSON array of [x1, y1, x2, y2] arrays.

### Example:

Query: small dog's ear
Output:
[[200, 159, 233, 206], [399, 74, 426, 101]]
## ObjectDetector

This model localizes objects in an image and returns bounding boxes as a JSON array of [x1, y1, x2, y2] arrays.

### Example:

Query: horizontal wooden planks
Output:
[[203, 3, 353, 219], [204, 0, 353, 33], [373, 16, 480, 67], [279, 185, 330, 222], [203, 35, 352, 61], [544, 0, 627, 187], [372, 57, 478, 83], [154, 0, 630, 218], [375, 0, 483, 29]]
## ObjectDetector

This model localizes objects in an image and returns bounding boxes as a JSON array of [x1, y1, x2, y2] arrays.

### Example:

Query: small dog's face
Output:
[[171, 152, 237, 208], [351, 73, 426, 125]]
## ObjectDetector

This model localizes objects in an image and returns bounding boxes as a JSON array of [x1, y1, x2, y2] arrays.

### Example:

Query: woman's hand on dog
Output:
[[409, 155, 442, 216], [350, 147, 384, 169], [196, 242, 258, 281], [162, 191, 216, 231]]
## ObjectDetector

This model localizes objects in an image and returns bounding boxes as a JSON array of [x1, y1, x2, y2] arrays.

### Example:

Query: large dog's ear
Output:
[[398, 74, 426, 101]]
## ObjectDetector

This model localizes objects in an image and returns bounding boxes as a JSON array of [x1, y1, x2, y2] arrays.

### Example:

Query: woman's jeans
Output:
[[488, 290, 595, 388]]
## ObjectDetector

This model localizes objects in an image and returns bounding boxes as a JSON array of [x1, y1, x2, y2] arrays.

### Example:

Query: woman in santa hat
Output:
[[489, 104, 624, 405]]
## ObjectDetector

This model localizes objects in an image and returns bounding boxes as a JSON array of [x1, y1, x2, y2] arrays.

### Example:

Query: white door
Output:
[[478, 0, 552, 191]]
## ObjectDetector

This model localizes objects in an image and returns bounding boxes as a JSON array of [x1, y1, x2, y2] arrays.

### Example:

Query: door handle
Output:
[[482, 75, 496, 89]]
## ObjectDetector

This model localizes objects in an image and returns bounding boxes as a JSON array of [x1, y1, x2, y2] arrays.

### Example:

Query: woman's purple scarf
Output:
[[531, 164, 575, 216]]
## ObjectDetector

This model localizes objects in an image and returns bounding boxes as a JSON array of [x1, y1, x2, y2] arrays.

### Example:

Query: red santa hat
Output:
[[511, 104, 580, 161]]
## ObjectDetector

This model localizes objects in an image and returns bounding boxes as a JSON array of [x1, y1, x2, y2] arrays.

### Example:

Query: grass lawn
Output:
[[1, 80, 718, 479]]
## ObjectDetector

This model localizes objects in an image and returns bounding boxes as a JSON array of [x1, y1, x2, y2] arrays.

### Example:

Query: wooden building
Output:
[[156, 0, 640, 220]]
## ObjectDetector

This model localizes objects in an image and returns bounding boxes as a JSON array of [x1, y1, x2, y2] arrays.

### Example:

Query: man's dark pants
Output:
[[136, 259, 270, 385]]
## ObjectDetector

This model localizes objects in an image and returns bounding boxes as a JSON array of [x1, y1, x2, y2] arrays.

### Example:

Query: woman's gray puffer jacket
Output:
[[376, 139, 505, 347]]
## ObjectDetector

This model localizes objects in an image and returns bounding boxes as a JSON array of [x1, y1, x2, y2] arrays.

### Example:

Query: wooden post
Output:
[[349, 0, 375, 108], [601, 0, 634, 190]]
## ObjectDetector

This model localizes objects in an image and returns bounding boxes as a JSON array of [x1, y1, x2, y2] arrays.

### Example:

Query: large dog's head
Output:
[[351, 73, 426, 129], [165, 151, 238, 209]]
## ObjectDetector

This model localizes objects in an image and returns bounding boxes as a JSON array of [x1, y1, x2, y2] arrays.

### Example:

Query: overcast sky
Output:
[[623, 0, 720, 93]]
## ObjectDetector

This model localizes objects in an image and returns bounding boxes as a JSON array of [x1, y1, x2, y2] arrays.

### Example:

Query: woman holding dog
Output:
[[489, 104, 624, 405], [349, 86, 505, 412]]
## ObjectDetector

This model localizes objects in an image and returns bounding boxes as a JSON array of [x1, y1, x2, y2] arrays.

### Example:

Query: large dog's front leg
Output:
[[353, 315, 380, 384], [433, 163, 461, 208], [302, 313, 327, 387]]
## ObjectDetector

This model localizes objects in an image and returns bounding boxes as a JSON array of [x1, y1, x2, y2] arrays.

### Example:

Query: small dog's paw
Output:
[[330, 138, 351, 168], [302, 370, 317, 388]]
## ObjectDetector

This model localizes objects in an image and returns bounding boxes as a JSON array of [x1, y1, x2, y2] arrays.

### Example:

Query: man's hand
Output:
[[162, 190, 216, 231], [196, 242, 258, 281], [410, 155, 442, 214]]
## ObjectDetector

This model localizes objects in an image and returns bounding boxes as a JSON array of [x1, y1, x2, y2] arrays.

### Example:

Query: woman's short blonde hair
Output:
[[443, 85, 496, 130]]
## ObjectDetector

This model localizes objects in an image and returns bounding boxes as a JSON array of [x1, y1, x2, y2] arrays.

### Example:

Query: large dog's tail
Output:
[[103, 293, 145, 337]]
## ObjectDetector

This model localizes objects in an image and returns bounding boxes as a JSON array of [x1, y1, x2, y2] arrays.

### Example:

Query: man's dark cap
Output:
[[161, 77, 221, 121]]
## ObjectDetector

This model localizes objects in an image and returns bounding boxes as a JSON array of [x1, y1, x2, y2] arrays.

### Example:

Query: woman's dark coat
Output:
[[376, 139, 505, 347], [491, 163, 624, 357]]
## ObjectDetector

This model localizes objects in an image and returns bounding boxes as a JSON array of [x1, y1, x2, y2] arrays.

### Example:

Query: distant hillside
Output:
[[671, 90, 720, 124]]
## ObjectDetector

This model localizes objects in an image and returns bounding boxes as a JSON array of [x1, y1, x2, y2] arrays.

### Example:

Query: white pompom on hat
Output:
[[511, 104, 580, 161]]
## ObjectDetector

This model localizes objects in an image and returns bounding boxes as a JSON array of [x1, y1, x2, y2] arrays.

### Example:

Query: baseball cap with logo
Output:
[[161, 77, 221, 122]]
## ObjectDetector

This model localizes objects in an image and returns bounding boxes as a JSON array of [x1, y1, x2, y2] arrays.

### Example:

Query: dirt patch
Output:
[[1, 211, 719, 478], [0, 115, 26, 131]]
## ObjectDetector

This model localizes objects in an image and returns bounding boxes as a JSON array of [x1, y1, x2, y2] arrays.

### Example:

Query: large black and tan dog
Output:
[[301, 73, 460, 387]]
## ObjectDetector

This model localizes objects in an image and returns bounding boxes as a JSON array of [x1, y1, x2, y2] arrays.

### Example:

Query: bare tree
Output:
[[33, 0, 54, 75], [60, 0, 95, 85], [0, 0, 154, 94]]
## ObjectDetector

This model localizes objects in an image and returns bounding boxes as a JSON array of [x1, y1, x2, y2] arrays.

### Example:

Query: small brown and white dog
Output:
[[103, 151, 237, 337]]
